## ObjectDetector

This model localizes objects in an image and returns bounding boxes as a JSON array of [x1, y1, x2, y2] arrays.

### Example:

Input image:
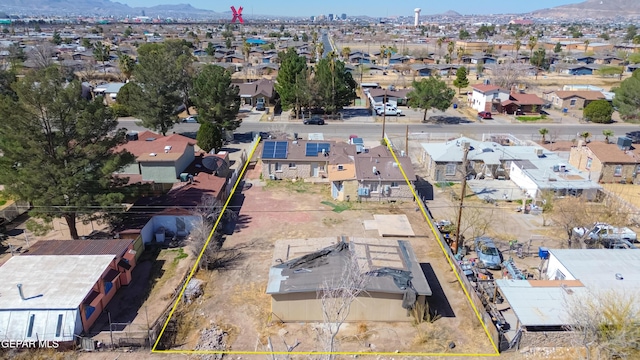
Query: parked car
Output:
[[376, 106, 402, 116], [478, 111, 492, 119], [303, 116, 325, 125], [255, 102, 265, 111], [182, 116, 198, 123], [572, 223, 638, 245], [474, 237, 504, 270]]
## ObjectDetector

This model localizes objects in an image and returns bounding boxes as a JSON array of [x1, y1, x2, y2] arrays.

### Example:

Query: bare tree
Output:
[[486, 62, 529, 89], [29, 44, 56, 69], [189, 195, 236, 270], [565, 290, 640, 360], [449, 205, 495, 251], [316, 244, 369, 359]]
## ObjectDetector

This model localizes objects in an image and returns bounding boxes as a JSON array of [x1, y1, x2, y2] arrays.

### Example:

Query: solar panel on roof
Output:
[[305, 142, 331, 157], [263, 141, 288, 159]]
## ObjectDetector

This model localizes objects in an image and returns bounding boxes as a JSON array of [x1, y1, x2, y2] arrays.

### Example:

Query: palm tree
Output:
[[456, 46, 464, 64], [527, 35, 538, 59], [437, 37, 445, 60], [117, 53, 135, 81], [514, 40, 522, 58], [379, 45, 386, 65], [243, 39, 251, 64], [447, 41, 455, 77], [580, 131, 591, 143], [316, 42, 324, 61], [603, 129, 614, 144], [583, 39, 590, 53], [341, 46, 351, 61], [539, 128, 549, 143]]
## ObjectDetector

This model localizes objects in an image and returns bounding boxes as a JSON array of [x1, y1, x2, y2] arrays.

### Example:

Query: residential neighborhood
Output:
[[2, 2, 640, 359]]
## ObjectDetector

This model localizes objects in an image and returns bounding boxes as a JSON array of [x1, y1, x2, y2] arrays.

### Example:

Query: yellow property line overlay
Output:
[[151, 136, 500, 356]]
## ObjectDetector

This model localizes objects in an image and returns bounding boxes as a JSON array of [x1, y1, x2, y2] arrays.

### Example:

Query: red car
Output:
[[478, 111, 492, 119]]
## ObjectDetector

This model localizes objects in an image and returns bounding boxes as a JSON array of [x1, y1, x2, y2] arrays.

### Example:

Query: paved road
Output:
[[321, 31, 334, 58], [118, 117, 640, 143]]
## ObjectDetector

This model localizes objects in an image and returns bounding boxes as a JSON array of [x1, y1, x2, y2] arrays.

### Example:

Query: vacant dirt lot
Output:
[[169, 161, 496, 356]]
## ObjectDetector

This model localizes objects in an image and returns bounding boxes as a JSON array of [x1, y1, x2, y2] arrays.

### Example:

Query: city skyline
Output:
[[115, 0, 580, 17]]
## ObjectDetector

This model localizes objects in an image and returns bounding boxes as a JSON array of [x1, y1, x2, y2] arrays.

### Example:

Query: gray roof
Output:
[[267, 238, 431, 297], [549, 249, 640, 290], [354, 146, 415, 181], [94, 82, 126, 94]]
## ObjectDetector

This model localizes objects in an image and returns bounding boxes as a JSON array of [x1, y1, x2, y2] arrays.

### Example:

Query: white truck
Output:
[[572, 223, 638, 248]]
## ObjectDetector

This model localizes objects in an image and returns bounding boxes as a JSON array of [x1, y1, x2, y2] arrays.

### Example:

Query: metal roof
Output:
[[0, 255, 115, 310], [24, 239, 134, 257], [267, 238, 431, 297], [549, 249, 640, 290]]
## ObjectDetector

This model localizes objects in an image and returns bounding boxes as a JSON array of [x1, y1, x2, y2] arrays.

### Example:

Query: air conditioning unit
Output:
[[535, 148, 544, 157]]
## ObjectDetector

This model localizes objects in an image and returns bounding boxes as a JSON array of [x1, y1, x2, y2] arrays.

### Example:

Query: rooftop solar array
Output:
[[262, 141, 288, 159], [305, 142, 331, 157]]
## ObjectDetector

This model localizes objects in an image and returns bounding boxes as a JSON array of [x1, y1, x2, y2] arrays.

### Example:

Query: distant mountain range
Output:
[[1, 0, 639, 19], [531, 0, 640, 19], [0, 0, 226, 18]]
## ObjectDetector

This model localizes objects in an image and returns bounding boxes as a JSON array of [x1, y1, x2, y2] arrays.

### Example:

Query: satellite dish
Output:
[[202, 156, 220, 171]]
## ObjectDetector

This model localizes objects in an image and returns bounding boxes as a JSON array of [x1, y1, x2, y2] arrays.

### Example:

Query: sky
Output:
[[116, 0, 582, 17]]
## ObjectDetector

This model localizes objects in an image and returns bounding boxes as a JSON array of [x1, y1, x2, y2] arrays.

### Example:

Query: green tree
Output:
[[225, 37, 232, 50], [613, 69, 640, 121], [407, 76, 456, 122], [476, 24, 495, 39], [0, 68, 17, 100], [51, 30, 62, 45], [527, 36, 538, 58], [93, 41, 111, 74], [597, 66, 624, 78], [196, 121, 222, 153], [302, 32, 309, 42], [34, 23, 41, 33], [114, 82, 139, 114], [7, 44, 27, 70], [459, 29, 470, 40], [117, 53, 136, 81], [514, 39, 522, 57], [602, 129, 614, 144], [275, 48, 308, 116], [580, 131, 591, 142], [539, 128, 549, 143], [123, 26, 132, 37], [81, 38, 92, 49], [128, 42, 187, 135], [191, 65, 240, 139], [625, 25, 637, 41], [530, 48, 549, 79], [0, 66, 134, 239], [452, 66, 469, 94], [553, 42, 562, 53], [313, 56, 357, 114], [583, 100, 613, 124]]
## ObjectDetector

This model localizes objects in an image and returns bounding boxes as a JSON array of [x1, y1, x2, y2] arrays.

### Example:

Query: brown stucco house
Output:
[[260, 140, 334, 181], [498, 92, 545, 115], [236, 78, 276, 107], [542, 90, 605, 110], [568, 139, 640, 184], [353, 146, 416, 202]]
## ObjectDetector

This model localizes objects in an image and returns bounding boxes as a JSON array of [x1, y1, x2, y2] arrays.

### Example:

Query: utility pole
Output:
[[405, 125, 409, 155], [381, 90, 387, 141], [453, 141, 470, 255]]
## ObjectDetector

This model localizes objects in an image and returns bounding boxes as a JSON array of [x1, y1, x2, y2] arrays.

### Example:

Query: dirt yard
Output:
[[168, 161, 496, 356]]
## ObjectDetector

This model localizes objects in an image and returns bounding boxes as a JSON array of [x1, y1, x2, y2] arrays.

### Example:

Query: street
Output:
[[118, 117, 640, 143]]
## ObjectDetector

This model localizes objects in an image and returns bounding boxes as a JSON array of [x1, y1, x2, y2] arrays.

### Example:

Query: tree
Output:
[[0, 69, 17, 100], [527, 36, 537, 58], [301, 32, 309, 42], [33, 23, 41, 33], [603, 129, 614, 144], [452, 66, 469, 94], [117, 53, 136, 81], [446, 41, 454, 67], [597, 66, 624, 79], [583, 39, 590, 53], [580, 131, 591, 142], [275, 48, 308, 116], [476, 62, 484, 77], [129, 41, 191, 135], [81, 38, 92, 49], [407, 76, 455, 122], [0, 66, 134, 239], [486, 62, 528, 89], [458, 29, 470, 40], [93, 41, 111, 74], [625, 24, 638, 42], [7, 44, 26, 70], [583, 100, 613, 124], [315, 242, 368, 358], [341, 46, 350, 61], [196, 121, 221, 153], [192, 64, 240, 151], [456, 46, 464, 64], [476, 24, 495, 39], [530, 47, 549, 79], [314, 57, 357, 114], [51, 30, 62, 45], [514, 39, 522, 57], [115, 82, 140, 114], [436, 37, 445, 59], [379, 45, 386, 65], [553, 42, 562, 53], [539, 128, 549, 143], [565, 290, 640, 360], [613, 69, 640, 121], [242, 39, 251, 63], [225, 37, 232, 50], [29, 44, 55, 69]]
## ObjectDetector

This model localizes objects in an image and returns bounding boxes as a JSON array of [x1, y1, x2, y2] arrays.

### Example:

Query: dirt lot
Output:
[[168, 161, 496, 356]]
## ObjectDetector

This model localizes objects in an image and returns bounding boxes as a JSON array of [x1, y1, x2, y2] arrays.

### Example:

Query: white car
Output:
[[182, 116, 198, 123], [376, 106, 402, 116]]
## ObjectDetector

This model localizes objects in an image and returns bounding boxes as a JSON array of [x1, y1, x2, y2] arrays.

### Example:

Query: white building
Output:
[[468, 84, 509, 112]]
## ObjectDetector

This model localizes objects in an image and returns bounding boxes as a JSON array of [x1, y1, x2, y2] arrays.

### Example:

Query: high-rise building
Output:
[[341, 13, 347, 20], [414, 8, 421, 27], [310, 15, 315, 21], [328, 14, 334, 21]]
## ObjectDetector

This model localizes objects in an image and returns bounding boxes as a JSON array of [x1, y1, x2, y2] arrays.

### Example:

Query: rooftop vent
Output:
[[164, 145, 172, 153], [149, 153, 157, 157], [617, 136, 632, 151], [145, 137, 156, 142]]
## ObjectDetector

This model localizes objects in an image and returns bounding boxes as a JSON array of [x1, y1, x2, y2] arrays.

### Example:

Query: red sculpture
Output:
[[231, 6, 244, 23]]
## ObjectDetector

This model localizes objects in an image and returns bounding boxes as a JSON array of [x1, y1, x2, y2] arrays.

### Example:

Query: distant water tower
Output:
[[414, 8, 421, 27]]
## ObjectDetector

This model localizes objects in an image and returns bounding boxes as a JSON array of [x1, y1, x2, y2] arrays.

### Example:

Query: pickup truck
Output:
[[572, 223, 638, 247], [376, 106, 402, 116]]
